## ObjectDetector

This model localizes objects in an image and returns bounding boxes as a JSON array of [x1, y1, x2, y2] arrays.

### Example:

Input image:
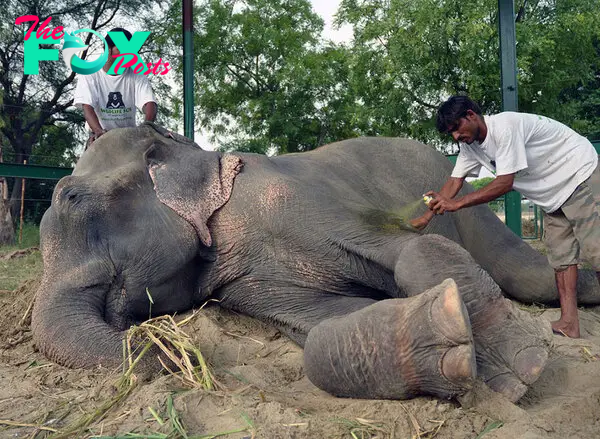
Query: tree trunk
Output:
[[0, 198, 14, 246], [9, 141, 30, 221], [9, 178, 23, 224], [0, 143, 15, 246]]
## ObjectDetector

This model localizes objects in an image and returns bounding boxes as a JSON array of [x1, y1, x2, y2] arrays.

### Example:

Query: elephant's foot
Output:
[[304, 279, 476, 400], [470, 298, 552, 402]]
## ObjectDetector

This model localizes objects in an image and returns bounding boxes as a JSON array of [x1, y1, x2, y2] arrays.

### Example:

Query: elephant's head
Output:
[[32, 123, 242, 369]]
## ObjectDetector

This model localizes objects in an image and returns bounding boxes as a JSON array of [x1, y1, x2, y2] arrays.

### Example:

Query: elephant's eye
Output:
[[60, 186, 84, 205]]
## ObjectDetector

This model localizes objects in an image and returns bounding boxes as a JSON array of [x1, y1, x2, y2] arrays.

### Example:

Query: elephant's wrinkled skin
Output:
[[33, 123, 600, 402]]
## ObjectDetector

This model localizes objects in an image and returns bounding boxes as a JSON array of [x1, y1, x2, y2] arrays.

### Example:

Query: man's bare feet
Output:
[[553, 266, 580, 338], [551, 319, 580, 338]]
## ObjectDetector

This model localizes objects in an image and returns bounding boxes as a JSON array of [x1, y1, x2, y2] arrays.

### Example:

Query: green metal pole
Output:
[[183, 0, 195, 140], [498, 0, 522, 237], [534, 204, 539, 238]]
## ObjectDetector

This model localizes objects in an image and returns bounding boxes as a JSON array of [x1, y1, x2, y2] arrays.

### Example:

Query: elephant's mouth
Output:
[[104, 282, 133, 330], [105, 254, 202, 330]]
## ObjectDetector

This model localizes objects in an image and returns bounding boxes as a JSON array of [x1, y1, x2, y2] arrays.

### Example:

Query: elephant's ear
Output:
[[145, 142, 243, 247]]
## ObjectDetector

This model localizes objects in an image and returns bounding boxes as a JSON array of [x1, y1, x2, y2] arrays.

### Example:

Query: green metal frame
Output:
[[498, 0, 522, 237], [183, 0, 194, 139], [0, 162, 72, 180]]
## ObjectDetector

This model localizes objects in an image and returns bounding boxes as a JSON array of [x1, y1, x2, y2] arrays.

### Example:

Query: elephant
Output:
[[32, 123, 600, 403]]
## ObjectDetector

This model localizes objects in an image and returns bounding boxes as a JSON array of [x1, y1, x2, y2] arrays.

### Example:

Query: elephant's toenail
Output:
[[430, 279, 471, 344], [514, 346, 548, 385], [486, 373, 528, 403], [440, 344, 476, 386]]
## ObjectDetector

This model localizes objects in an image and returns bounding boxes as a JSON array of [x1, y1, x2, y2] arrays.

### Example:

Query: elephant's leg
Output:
[[393, 234, 552, 402], [304, 279, 476, 400]]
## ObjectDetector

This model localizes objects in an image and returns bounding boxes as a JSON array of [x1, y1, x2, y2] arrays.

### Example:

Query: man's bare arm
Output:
[[423, 177, 465, 218], [410, 177, 465, 229], [428, 174, 514, 214], [82, 104, 104, 135], [453, 174, 514, 208], [143, 102, 157, 122]]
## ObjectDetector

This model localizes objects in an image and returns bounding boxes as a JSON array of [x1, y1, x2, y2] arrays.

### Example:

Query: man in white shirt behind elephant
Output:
[[411, 95, 600, 338], [73, 27, 157, 147]]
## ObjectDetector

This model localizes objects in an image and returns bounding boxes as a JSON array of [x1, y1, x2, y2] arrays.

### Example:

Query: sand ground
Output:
[[1, 251, 600, 438]]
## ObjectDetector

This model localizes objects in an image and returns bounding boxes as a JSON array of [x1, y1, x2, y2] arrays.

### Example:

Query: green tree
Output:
[[469, 176, 504, 212], [469, 176, 494, 191], [158, 0, 361, 154], [336, 0, 600, 149]]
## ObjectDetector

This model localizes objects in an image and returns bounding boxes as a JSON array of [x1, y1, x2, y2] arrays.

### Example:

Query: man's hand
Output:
[[92, 129, 107, 141], [409, 215, 431, 231], [143, 102, 158, 122], [425, 191, 461, 215]]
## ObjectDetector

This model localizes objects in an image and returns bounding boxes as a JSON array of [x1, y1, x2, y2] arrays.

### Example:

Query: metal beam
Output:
[[498, 0, 519, 111], [183, 0, 195, 140], [498, 0, 522, 237], [0, 163, 72, 180]]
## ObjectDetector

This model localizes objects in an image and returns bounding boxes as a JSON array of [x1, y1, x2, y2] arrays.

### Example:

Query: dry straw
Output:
[[50, 309, 219, 438], [124, 313, 219, 391]]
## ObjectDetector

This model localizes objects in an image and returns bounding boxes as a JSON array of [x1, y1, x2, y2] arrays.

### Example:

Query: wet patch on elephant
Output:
[[360, 208, 422, 234]]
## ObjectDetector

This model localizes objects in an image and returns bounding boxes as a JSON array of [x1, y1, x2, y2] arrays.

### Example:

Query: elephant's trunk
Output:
[[454, 203, 555, 302], [454, 202, 600, 305], [32, 263, 125, 369]]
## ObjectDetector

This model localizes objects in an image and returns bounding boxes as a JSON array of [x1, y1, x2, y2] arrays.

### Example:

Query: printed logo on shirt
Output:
[[100, 105, 133, 118], [15, 15, 171, 76], [106, 92, 126, 109]]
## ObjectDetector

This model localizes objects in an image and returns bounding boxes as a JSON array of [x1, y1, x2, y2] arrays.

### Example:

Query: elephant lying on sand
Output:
[[33, 123, 600, 402]]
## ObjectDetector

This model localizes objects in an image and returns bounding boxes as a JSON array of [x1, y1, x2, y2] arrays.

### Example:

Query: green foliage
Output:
[[155, 0, 600, 154], [159, 0, 363, 154], [193, 0, 340, 153], [336, 0, 600, 146], [339, 0, 501, 144], [470, 177, 494, 191], [469, 177, 503, 212]]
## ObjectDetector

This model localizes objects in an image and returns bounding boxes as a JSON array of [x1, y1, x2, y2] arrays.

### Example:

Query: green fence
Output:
[[0, 163, 72, 180]]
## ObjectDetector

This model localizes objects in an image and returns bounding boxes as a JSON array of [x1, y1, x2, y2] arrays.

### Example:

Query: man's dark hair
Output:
[[436, 96, 482, 133], [105, 28, 132, 49]]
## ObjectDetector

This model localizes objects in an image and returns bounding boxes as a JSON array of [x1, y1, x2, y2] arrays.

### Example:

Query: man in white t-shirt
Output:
[[73, 27, 157, 147], [410, 95, 600, 338]]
